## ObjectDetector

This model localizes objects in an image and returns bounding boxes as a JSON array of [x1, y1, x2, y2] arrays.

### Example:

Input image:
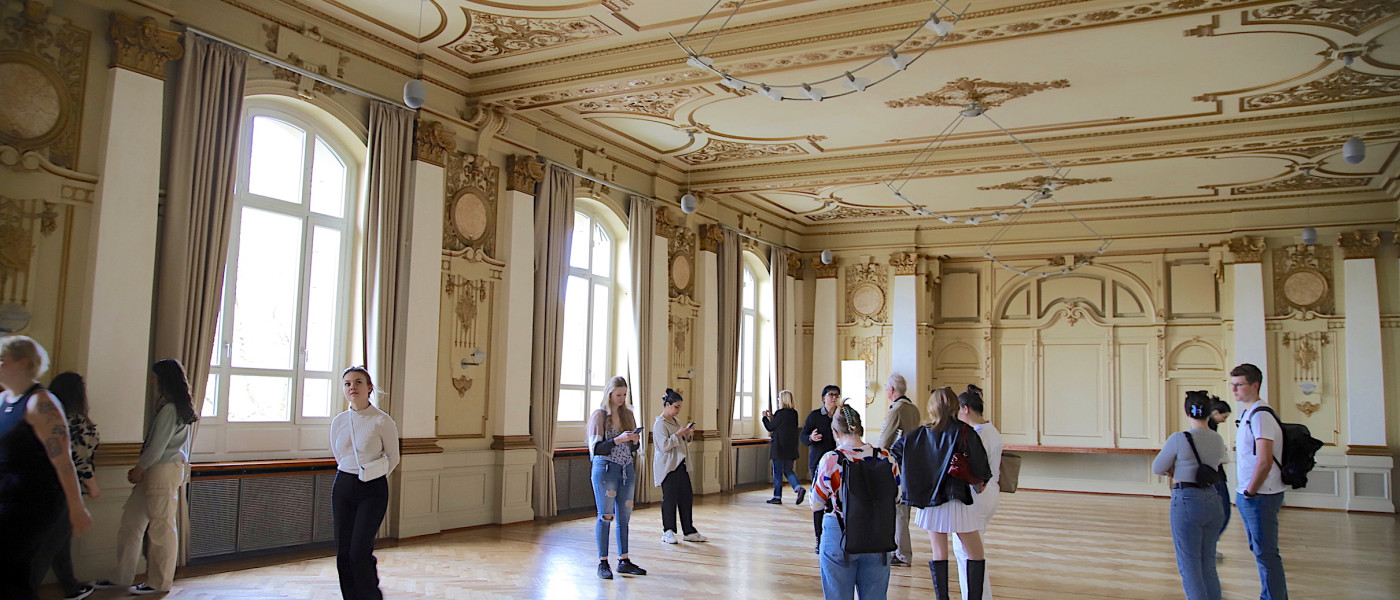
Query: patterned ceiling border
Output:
[[479, 0, 1275, 103], [809, 206, 909, 222], [571, 87, 711, 119], [1241, 68, 1400, 111], [677, 138, 808, 165], [1243, 0, 1400, 36], [887, 77, 1071, 109], [443, 9, 619, 63], [1226, 172, 1373, 194], [979, 175, 1112, 191], [696, 128, 1400, 193]]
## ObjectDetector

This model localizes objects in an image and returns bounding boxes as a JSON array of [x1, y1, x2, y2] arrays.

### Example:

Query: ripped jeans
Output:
[[591, 457, 636, 559]]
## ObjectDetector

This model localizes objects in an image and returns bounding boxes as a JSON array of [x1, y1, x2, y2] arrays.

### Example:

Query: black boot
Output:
[[929, 560, 950, 600], [966, 559, 986, 600]]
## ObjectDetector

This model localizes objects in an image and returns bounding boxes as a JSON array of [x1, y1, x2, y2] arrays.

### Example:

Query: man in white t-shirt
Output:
[[1230, 363, 1288, 600]]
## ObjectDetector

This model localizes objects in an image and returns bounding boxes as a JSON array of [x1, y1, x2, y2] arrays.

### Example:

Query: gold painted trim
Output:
[[401, 437, 444, 454], [94, 442, 142, 467], [490, 434, 535, 450], [313, 0, 449, 44], [108, 13, 183, 80], [1337, 230, 1381, 259], [1344, 444, 1391, 457]]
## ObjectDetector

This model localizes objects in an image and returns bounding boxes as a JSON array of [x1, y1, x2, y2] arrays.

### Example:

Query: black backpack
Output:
[[1246, 406, 1324, 489], [1183, 431, 1225, 486], [833, 450, 899, 555]]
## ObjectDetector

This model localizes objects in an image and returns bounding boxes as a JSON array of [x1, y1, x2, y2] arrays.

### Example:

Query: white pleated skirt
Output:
[[914, 498, 982, 534]]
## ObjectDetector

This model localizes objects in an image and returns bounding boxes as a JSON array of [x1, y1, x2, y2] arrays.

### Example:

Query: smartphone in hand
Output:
[[631, 426, 643, 435], [686, 422, 696, 429]]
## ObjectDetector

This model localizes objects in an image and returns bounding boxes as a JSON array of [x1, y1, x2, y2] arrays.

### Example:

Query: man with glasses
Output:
[[1230, 363, 1288, 599], [801, 385, 841, 553]]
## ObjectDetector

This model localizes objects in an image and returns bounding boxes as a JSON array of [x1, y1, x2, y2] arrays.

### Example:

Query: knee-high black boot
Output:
[[929, 560, 950, 600], [966, 559, 986, 600]]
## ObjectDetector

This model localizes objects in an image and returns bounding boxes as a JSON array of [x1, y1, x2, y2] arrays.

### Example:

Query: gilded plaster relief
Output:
[[107, 13, 181, 79], [1232, 172, 1372, 194], [669, 310, 695, 385], [1241, 69, 1400, 111], [677, 138, 806, 165], [0, 1, 88, 169], [439, 274, 494, 438], [1273, 243, 1335, 316], [979, 175, 1110, 191], [445, 9, 618, 63], [845, 261, 888, 326], [1245, 0, 1399, 35], [443, 151, 499, 258], [1282, 331, 1329, 416], [659, 210, 696, 301], [806, 206, 907, 222], [848, 335, 883, 406], [574, 88, 710, 118], [886, 78, 1070, 110], [0, 194, 55, 301]]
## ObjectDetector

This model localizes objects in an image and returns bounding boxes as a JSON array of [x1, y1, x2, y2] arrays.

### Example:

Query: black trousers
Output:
[[0, 489, 63, 600], [809, 460, 823, 542], [33, 503, 81, 596], [660, 461, 697, 535], [332, 471, 388, 600]]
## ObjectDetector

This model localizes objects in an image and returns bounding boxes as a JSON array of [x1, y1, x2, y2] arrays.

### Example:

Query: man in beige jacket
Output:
[[878, 373, 923, 567]]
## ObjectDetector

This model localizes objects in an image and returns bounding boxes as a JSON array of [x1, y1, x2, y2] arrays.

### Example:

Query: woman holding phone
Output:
[[653, 388, 706, 544], [588, 376, 647, 579]]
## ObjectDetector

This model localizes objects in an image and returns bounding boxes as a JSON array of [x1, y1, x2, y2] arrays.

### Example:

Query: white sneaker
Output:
[[683, 532, 708, 542], [129, 583, 165, 595], [661, 530, 678, 544]]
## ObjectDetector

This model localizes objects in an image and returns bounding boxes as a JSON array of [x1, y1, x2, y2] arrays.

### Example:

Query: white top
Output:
[[330, 404, 400, 477], [1235, 400, 1285, 495], [973, 422, 1003, 490]]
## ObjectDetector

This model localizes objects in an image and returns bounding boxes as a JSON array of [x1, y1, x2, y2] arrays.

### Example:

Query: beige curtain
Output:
[[715, 229, 742, 491], [361, 102, 416, 416], [152, 32, 247, 565], [627, 195, 657, 500], [529, 165, 576, 517], [154, 32, 247, 417], [768, 246, 789, 415]]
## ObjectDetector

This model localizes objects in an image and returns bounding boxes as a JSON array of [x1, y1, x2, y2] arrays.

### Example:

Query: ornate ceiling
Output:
[[290, 0, 1400, 239]]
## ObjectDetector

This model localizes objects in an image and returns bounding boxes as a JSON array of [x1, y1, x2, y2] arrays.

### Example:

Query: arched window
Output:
[[199, 98, 363, 459], [732, 256, 771, 437], [557, 204, 621, 427]]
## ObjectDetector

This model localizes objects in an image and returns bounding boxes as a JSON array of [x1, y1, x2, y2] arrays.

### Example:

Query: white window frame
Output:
[[732, 255, 771, 439], [196, 99, 363, 461], [554, 199, 629, 447]]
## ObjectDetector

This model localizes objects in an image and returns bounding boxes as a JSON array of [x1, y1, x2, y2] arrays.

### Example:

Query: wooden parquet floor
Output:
[[57, 488, 1398, 599]]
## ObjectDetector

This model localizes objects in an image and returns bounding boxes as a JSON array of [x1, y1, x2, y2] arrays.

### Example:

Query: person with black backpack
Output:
[[808, 405, 901, 600], [890, 387, 993, 600], [1230, 363, 1289, 600], [1152, 391, 1229, 600]]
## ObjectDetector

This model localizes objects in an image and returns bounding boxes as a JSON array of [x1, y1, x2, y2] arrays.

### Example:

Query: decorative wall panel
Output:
[[0, 2, 89, 169], [443, 152, 498, 259], [845, 260, 887, 326]]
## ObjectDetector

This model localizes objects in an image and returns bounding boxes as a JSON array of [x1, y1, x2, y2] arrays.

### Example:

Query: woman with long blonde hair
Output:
[[586, 376, 646, 579], [891, 387, 993, 600], [761, 389, 805, 505]]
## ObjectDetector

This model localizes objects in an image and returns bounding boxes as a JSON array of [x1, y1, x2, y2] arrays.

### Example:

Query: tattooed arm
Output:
[[26, 390, 93, 535]]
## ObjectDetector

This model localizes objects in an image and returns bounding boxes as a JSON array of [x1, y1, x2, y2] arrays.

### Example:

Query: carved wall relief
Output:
[[0, 194, 56, 304], [659, 209, 695, 301], [1282, 331, 1330, 417], [845, 260, 888, 325], [439, 273, 494, 438], [849, 335, 883, 406], [1272, 244, 1334, 316], [0, 2, 89, 169], [443, 151, 499, 259]]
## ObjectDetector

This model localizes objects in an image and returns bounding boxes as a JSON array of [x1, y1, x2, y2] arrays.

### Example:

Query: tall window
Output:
[[557, 208, 618, 424], [733, 261, 764, 436], [203, 105, 358, 436]]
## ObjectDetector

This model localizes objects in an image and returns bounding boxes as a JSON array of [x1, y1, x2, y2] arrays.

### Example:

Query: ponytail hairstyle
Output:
[[152, 358, 198, 425], [662, 388, 683, 405], [1184, 390, 1214, 420], [833, 404, 864, 437], [957, 384, 984, 414]]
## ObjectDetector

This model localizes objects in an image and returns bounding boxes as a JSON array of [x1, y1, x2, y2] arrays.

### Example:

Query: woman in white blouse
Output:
[[329, 366, 399, 600]]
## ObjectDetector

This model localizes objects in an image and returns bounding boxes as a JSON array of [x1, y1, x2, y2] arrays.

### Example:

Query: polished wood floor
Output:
[[57, 488, 1398, 599]]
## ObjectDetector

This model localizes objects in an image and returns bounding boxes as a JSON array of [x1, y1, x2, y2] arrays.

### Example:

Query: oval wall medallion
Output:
[[851, 282, 885, 317], [452, 190, 488, 242], [1282, 269, 1327, 308], [671, 254, 692, 292], [0, 58, 67, 144]]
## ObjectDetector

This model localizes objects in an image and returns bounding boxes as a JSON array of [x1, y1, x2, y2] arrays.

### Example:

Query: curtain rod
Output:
[[537, 156, 779, 249], [180, 25, 404, 107]]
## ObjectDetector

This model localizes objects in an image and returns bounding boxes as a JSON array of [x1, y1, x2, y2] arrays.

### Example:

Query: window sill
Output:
[[191, 458, 339, 480]]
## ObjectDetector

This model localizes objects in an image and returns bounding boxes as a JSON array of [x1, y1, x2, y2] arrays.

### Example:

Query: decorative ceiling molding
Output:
[[1244, 0, 1399, 36], [1337, 229, 1381, 259], [1227, 235, 1267, 263], [807, 206, 908, 222], [1229, 173, 1372, 195], [444, 9, 618, 63], [1242, 68, 1400, 111], [573, 87, 709, 118], [979, 175, 1111, 191], [677, 138, 807, 165], [887, 77, 1070, 109]]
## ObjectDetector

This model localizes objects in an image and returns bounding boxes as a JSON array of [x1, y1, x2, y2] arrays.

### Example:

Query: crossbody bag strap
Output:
[[347, 412, 361, 468], [1183, 431, 1207, 470]]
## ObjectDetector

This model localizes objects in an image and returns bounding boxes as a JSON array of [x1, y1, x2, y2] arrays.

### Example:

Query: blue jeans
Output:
[[1238, 492, 1288, 600], [591, 458, 635, 559], [1213, 479, 1231, 535], [772, 459, 803, 498], [819, 514, 890, 600], [1170, 487, 1224, 600]]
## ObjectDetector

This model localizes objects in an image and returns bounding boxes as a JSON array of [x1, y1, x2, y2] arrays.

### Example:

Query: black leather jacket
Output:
[[890, 423, 992, 508]]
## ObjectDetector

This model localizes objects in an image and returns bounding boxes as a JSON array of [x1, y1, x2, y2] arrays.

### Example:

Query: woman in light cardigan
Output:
[[328, 366, 399, 600], [653, 388, 705, 544]]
